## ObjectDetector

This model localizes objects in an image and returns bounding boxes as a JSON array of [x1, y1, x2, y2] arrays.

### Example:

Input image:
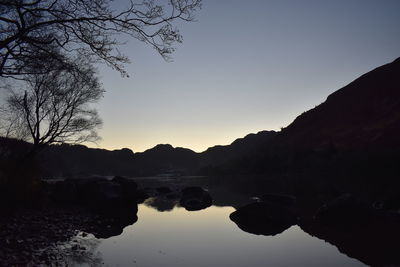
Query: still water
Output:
[[67, 203, 366, 267]]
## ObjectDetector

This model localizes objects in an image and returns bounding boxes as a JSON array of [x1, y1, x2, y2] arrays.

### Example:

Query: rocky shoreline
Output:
[[2, 175, 400, 266], [0, 176, 216, 265], [0, 206, 99, 266]]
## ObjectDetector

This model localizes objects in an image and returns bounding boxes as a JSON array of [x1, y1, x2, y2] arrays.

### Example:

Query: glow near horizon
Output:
[[92, 0, 400, 153]]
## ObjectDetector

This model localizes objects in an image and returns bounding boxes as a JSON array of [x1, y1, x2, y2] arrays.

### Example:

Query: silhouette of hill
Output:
[[1, 58, 399, 178], [280, 57, 400, 150], [0, 129, 277, 177], [39, 144, 136, 177], [199, 57, 400, 175], [132, 144, 199, 176], [200, 131, 277, 167]]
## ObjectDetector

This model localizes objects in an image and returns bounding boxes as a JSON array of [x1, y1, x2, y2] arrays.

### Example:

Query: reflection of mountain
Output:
[[137, 175, 400, 267], [300, 215, 400, 267]]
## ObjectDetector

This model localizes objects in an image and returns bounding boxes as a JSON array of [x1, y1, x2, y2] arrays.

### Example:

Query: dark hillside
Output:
[[280, 57, 400, 150], [199, 131, 277, 167]]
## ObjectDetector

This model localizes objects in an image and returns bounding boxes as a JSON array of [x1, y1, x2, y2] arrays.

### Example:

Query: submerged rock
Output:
[[180, 186, 212, 211], [230, 202, 297, 236]]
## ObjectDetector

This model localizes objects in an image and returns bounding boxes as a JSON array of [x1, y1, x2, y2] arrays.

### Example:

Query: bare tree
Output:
[[0, 0, 202, 77], [1, 57, 104, 153]]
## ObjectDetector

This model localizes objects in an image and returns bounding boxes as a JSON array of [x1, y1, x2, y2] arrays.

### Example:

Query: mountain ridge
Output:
[[1, 57, 399, 177]]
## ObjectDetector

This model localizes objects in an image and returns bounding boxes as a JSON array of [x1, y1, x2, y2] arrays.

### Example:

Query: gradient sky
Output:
[[95, 0, 400, 152]]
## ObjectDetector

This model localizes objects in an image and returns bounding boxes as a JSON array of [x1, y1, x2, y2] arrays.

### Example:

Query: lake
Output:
[[63, 202, 366, 266]]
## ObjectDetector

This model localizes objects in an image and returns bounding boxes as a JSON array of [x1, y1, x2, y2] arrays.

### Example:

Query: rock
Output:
[[78, 180, 124, 213], [314, 193, 370, 225], [374, 196, 400, 212], [133, 189, 150, 204], [230, 202, 297, 236], [112, 176, 138, 191], [111, 176, 139, 202], [52, 180, 79, 204], [180, 186, 212, 211], [166, 192, 181, 200], [259, 193, 296, 207], [144, 196, 178, 212], [64, 177, 108, 203], [156, 186, 172, 194], [50, 177, 145, 210]]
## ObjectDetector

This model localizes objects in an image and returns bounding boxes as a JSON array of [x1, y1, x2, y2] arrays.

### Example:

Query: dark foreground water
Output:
[[61, 203, 365, 267]]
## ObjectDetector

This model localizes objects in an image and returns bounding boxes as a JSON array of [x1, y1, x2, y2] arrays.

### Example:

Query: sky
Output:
[[95, 0, 400, 153]]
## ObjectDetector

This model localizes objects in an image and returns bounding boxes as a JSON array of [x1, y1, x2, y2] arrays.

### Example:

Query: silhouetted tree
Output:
[[0, 0, 202, 77], [1, 57, 104, 153]]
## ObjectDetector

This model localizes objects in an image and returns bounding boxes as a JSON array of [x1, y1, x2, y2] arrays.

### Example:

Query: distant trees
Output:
[[1, 57, 104, 153], [0, 0, 202, 77]]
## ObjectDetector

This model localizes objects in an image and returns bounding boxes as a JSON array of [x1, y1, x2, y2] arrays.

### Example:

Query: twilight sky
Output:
[[95, 0, 400, 152]]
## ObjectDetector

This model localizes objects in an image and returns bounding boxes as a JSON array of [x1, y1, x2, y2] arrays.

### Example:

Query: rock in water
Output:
[[180, 186, 212, 211], [230, 202, 297, 236], [259, 193, 296, 207]]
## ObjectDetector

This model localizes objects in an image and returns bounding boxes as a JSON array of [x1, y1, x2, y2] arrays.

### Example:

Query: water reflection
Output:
[[94, 205, 365, 267], [144, 196, 179, 212], [62, 176, 400, 266]]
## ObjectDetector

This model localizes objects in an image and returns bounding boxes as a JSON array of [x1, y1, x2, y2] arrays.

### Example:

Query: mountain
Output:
[[215, 57, 400, 175], [279, 57, 400, 151], [1, 58, 399, 178], [132, 144, 199, 176], [31, 130, 276, 177], [200, 131, 277, 167], [0, 130, 275, 177]]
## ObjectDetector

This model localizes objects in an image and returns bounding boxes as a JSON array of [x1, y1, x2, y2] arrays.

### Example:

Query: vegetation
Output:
[[1, 58, 103, 153], [0, 0, 201, 77]]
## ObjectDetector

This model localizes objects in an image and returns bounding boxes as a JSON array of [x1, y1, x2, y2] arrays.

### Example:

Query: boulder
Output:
[[144, 196, 178, 212], [51, 177, 107, 204], [156, 186, 172, 194], [180, 186, 212, 211], [112, 176, 138, 191], [52, 180, 79, 204], [82, 180, 123, 213], [111, 176, 139, 201], [260, 193, 296, 207], [133, 189, 150, 204], [50, 177, 148, 212], [230, 202, 297, 236], [166, 192, 181, 200]]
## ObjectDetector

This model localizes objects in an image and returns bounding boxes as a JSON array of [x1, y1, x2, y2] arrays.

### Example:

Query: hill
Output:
[[280, 57, 400, 150], [1, 58, 399, 178]]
